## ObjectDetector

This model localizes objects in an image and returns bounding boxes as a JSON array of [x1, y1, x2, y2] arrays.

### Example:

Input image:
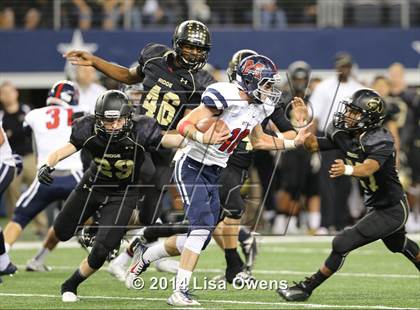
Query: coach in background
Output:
[[309, 52, 364, 233]]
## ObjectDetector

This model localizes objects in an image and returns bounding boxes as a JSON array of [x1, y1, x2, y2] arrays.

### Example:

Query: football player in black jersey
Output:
[[277, 89, 420, 302], [64, 19, 215, 239], [37, 90, 184, 302], [214, 49, 298, 283]]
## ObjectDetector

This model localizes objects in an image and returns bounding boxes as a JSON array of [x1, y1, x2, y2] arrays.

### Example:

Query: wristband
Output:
[[344, 165, 354, 176], [178, 120, 193, 136], [283, 139, 296, 150], [193, 131, 204, 144]]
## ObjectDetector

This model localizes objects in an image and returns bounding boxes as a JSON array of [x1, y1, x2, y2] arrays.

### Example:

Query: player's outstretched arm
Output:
[[250, 124, 311, 150], [38, 143, 78, 185], [45, 143, 78, 168], [329, 159, 380, 178], [177, 105, 230, 145], [63, 50, 141, 84]]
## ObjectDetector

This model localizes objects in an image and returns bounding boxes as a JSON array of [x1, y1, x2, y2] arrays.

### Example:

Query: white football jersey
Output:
[[184, 82, 275, 167], [0, 121, 15, 167], [25, 106, 82, 171]]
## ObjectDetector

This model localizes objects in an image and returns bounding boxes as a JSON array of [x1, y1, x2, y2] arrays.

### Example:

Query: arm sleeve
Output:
[[134, 116, 163, 149]]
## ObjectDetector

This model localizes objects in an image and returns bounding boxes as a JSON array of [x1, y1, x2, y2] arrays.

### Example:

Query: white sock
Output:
[[112, 251, 131, 267], [272, 214, 286, 234], [0, 252, 11, 270], [142, 242, 170, 264], [5, 243, 10, 253], [34, 248, 50, 263], [308, 212, 321, 230], [175, 268, 192, 292]]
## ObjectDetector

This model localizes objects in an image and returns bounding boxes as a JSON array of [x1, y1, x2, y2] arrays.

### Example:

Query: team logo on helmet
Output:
[[367, 97, 383, 113], [242, 60, 266, 80]]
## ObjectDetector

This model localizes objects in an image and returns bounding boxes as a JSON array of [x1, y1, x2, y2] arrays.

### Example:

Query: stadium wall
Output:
[[1, 28, 419, 88]]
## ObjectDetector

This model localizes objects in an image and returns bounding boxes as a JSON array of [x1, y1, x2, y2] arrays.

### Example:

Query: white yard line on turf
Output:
[[11, 234, 420, 250], [15, 264, 419, 279], [0, 292, 418, 310]]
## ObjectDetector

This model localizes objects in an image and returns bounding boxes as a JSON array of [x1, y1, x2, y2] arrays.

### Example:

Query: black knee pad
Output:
[[223, 203, 244, 220], [87, 241, 111, 270], [332, 228, 361, 254], [53, 223, 74, 242]]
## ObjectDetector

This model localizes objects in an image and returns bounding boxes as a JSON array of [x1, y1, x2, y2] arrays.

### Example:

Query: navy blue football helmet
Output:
[[46, 80, 79, 107], [236, 55, 282, 106]]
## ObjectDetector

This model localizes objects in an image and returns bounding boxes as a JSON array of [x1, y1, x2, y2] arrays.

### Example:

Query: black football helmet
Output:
[[287, 61, 311, 94], [227, 49, 258, 82], [172, 20, 211, 72], [333, 89, 385, 132], [94, 90, 132, 141]]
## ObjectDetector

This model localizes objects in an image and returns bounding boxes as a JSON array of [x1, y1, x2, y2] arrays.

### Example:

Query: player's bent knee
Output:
[[383, 236, 405, 253], [53, 224, 74, 242], [332, 229, 359, 254], [87, 241, 111, 270], [184, 229, 211, 254], [11, 213, 32, 230]]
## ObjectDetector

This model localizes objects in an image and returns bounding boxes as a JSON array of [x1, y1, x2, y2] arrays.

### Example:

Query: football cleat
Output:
[[167, 290, 200, 306], [61, 281, 79, 302], [62, 291, 79, 303], [232, 271, 256, 287], [107, 259, 128, 282], [125, 244, 149, 289], [154, 258, 179, 274], [239, 231, 259, 272], [0, 262, 18, 276], [277, 280, 312, 302], [26, 258, 52, 272]]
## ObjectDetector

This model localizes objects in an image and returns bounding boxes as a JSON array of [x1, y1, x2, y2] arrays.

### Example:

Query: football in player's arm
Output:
[[277, 90, 420, 303]]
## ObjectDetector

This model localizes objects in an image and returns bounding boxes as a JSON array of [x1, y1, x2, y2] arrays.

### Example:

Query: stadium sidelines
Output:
[[0, 292, 418, 310]]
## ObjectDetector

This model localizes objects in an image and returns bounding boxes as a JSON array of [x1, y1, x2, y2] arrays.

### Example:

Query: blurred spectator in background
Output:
[[310, 52, 364, 234], [0, 7, 15, 30], [71, 0, 93, 30], [258, 0, 287, 28], [0, 82, 47, 237], [187, 0, 211, 24], [371, 75, 402, 167], [73, 66, 106, 114]]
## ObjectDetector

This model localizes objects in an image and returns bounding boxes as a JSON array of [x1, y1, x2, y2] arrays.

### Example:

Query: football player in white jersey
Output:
[[126, 54, 311, 306], [3, 81, 84, 271], [0, 121, 17, 283]]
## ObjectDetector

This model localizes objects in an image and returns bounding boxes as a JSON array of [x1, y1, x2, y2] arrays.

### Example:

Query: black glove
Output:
[[38, 164, 55, 185]]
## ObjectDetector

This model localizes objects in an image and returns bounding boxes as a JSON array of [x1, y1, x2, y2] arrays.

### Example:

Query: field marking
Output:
[[15, 264, 420, 279], [0, 292, 418, 310], [10, 233, 420, 250]]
